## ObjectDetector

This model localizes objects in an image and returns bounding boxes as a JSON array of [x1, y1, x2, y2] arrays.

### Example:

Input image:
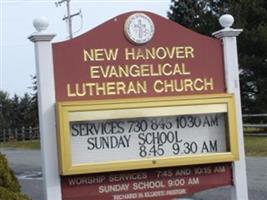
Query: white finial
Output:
[[33, 16, 49, 32], [219, 14, 234, 29]]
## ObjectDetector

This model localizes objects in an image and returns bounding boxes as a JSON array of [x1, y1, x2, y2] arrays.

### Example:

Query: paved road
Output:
[[1, 148, 267, 200]]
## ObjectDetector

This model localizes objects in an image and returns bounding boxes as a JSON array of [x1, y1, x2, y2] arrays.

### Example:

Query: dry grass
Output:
[[244, 136, 267, 157], [0, 140, 40, 150]]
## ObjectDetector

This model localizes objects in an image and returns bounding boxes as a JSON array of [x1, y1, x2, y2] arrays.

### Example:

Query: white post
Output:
[[28, 17, 62, 200], [213, 15, 248, 200]]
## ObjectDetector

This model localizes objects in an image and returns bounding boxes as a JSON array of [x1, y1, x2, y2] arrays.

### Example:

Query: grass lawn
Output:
[[0, 140, 40, 150], [243, 127, 265, 133], [244, 136, 267, 157]]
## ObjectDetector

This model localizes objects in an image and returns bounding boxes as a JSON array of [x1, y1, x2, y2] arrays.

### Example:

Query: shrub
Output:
[[0, 153, 31, 200]]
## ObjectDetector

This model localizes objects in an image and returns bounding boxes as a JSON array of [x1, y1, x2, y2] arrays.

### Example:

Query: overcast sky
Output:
[[1, 0, 170, 97]]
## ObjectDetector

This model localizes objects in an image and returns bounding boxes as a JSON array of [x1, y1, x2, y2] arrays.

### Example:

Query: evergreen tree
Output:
[[0, 75, 39, 130], [19, 93, 33, 127], [0, 91, 12, 129], [0, 153, 31, 200], [0, 90, 39, 130], [9, 94, 21, 128], [168, 0, 267, 114], [231, 0, 267, 114], [28, 75, 38, 127], [168, 0, 229, 35]]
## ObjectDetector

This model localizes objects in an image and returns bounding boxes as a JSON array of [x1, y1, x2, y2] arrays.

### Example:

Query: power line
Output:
[[55, 0, 81, 39]]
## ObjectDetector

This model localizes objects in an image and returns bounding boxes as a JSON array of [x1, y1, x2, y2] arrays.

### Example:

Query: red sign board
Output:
[[53, 11, 225, 102], [61, 163, 232, 200], [53, 11, 231, 199]]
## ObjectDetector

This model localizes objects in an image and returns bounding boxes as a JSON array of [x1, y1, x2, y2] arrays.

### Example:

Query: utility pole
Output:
[[55, 0, 81, 39]]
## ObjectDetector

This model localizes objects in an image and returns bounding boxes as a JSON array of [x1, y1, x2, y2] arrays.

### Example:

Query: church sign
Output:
[[53, 11, 239, 199], [53, 12, 226, 102], [61, 163, 232, 200], [57, 94, 238, 175]]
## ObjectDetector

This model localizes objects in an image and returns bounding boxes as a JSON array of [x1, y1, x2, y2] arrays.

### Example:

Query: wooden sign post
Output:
[[29, 12, 248, 200]]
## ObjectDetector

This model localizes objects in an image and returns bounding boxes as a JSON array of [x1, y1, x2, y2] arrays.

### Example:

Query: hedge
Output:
[[0, 153, 31, 200]]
